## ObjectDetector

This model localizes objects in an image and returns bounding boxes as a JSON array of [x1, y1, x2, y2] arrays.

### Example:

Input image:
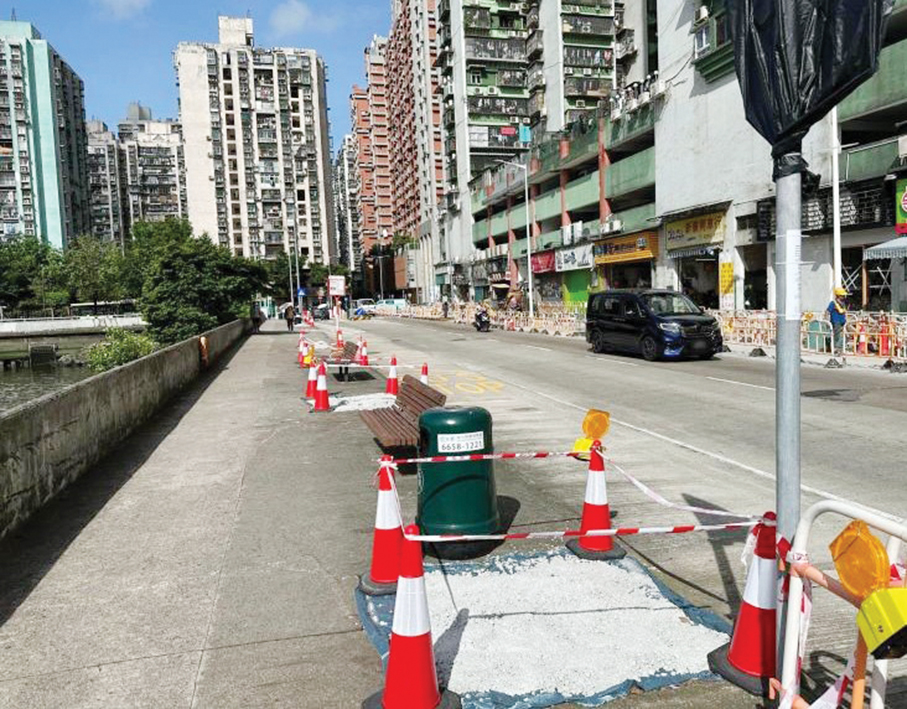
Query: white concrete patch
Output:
[[331, 393, 396, 412], [425, 553, 727, 699]]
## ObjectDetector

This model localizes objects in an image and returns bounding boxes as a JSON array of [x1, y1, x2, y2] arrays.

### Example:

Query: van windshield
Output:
[[642, 293, 701, 316]]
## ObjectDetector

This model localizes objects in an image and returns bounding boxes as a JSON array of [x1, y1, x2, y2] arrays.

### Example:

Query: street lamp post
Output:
[[497, 160, 534, 319]]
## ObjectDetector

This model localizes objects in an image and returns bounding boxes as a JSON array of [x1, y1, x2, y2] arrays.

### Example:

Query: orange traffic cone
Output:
[[385, 356, 399, 396], [707, 511, 777, 696], [336, 328, 344, 349], [856, 323, 868, 355], [312, 361, 330, 412], [362, 525, 460, 709], [360, 340, 370, 366], [420, 362, 429, 385], [305, 358, 318, 399], [358, 457, 403, 596], [566, 440, 625, 561]]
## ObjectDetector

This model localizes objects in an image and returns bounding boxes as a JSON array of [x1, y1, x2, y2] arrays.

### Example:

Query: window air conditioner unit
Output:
[[599, 220, 611, 235], [488, 86, 499, 95], [611, 218, 623, 232], [510, 116, 520, 123], [572, 221, 583, 241], [564, 67, 573, 75], [697, 5, 710, 23], [561, 224, 573, 245], [522, 117, 531, 123], [576, 99, 586, 108], [583, 67, 592, 76]]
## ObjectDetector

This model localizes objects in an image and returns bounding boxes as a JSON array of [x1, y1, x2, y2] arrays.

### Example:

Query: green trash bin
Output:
[[417, 406, 500, 535]]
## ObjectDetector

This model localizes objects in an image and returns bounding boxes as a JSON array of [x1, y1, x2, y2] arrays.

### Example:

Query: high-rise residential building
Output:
[[86, 120, 128, 246], [0, 21, 89, 247], [117, 103, 188, 226], [365, 37, 393, 247], [175, 16, 335, 263], [386, 0, 446, 302], [333, 134, 361, 273]]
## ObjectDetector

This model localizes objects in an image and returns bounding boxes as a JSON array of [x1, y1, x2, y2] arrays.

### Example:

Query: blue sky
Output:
[[13, 0, 389, 148]]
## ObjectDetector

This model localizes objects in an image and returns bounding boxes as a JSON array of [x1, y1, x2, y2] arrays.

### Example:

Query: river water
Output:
[[0, 366, 95, 415]]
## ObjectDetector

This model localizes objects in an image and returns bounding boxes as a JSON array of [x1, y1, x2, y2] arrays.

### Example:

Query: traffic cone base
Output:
[[566, 537, 625, 561], [707, 643, 770, 697], [357, 573, 396, 596], [362, 687, 461, 709]]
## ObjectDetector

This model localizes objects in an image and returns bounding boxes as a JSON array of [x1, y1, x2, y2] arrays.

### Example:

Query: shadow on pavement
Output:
[[0, 341, 244, 629], [425, 495, 521, 561]]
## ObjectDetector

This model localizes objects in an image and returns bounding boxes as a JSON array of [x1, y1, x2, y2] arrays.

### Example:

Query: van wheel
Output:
[[591, 331, 608, 354], [641, 335, 661, 362]]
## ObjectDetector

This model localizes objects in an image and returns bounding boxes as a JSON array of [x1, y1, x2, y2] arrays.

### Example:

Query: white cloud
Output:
[[95, 0, 152, 20], [269, 0, 340, 37]]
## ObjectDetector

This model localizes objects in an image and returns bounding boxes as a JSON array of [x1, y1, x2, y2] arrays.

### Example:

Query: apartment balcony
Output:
[[526, 30, 544, 59], [605, 145, 654, 198], [562, 14, 614, 36], [467, 95, 529, 117], [838, 37, 907, 124], [565, 46, 613, 69], [843, 137, 904, 182], [564, 76, 610, 97], [465, 37, 527, 64], [464, 6, 491, 33], [615, 32, 637, 61], [605, 101, 654, 151]]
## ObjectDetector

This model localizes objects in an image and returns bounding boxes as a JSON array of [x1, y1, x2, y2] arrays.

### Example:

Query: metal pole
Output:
[[774, 154, 802, 674], [293, 234, 302, 311], [831, 107, 842, 289], [522, 165, 534, 319], [287, 249, 295, 307], [379, 254, 385, 300]]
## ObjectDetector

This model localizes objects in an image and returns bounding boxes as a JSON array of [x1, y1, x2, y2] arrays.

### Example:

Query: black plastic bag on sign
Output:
[[728, 0, 893, 166]]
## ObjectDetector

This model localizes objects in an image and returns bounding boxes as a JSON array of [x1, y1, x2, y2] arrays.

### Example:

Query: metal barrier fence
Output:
[[378, 304, 907, 359]]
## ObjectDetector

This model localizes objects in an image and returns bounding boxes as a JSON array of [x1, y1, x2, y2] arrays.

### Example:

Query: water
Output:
[[0, 366, 96, 415]]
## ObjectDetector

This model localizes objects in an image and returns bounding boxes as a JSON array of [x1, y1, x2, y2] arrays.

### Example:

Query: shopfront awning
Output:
[[864, 236, 907, 260]]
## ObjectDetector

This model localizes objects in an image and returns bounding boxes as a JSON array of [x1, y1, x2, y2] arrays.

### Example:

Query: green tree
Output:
[[122, 218, 193, 298], [0, 234, 53, 311], [64, 234, 125, 310], [141, 231, 267, 344], [85, 327, 158, 372]]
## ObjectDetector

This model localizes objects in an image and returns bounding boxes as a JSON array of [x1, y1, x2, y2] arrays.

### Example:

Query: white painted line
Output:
[[707, 376, 774, 392], [585, 355, 640, 367], [489, 372, 903, 523], [525, 345, 553, 352]]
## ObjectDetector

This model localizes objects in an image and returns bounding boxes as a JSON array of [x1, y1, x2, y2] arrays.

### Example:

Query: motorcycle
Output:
[[474, 309, 491, 332]]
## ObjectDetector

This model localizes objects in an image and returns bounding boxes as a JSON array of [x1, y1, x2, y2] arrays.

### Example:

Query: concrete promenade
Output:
[[4, 314, 906, 707], [0, 318, 383, 707]]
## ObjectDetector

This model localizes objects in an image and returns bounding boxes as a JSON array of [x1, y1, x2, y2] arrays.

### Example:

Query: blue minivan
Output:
[[586, 289, 723, 361]]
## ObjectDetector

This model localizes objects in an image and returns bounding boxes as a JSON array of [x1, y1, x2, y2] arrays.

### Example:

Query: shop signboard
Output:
[[593, 232, 659, 265], [555, 243, 594, 272], [719, 257, 735, 311], [897, 178, 907, 235], [328, 275, 346, 296], [665, 212, 726, 251], [531, 250, 556, 274]]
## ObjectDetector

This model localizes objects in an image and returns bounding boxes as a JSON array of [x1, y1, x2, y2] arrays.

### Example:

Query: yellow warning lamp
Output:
[[573, 409, 610, 460], [831, 521, 907, 660]]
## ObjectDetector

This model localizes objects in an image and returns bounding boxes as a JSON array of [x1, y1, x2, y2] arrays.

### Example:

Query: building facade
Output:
[[117, 103, 187, 227], [333, 133, 361, 274], [175, 16, 335, 263], [86, 120, 128, 246], [0, 21, 89, 248]]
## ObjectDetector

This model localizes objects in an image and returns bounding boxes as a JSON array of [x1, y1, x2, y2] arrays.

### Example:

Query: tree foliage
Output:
[[0, 235, 68, 313], [86, 327, 158, 372], [64, 234, 125, 308]]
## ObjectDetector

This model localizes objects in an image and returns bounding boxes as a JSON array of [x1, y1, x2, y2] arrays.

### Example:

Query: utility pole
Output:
[[293, 233, 302, 311], [831, 107, 843, 288]]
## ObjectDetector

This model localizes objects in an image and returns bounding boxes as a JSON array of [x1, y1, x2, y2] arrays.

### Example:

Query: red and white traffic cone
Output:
[[708, 511, 777, 696], [353, 337, 363, 365], [362, 525, 460, 709], [420, 362, 429, 386], [336, 328, 344, 349], [312, 361, 330, 412], [385, 356, 399, 396], [360, 340, 369, 366], [297, 335, 308, 367], [358, 457, 403, 596], [305, 358, 318, 399], [566, 439, 625, 561]]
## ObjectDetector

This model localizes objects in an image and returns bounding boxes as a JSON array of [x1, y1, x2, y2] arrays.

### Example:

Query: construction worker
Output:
[[827, 287, 848, 355]]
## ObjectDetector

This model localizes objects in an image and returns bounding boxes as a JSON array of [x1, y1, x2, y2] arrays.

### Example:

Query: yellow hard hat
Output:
[[834, 287, 849, 297]]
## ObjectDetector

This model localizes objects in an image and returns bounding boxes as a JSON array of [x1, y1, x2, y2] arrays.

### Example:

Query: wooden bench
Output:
[[327, 341, 361, 381], [360, 375, 447, 449]]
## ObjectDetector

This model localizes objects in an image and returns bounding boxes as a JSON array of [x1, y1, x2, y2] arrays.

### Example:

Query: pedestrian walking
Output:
[[250, 302, 263, 334], [827, 287, 848, 355], [284, 303, 296, 332]]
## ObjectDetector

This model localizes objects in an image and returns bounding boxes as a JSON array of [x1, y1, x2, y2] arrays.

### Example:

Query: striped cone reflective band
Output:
[[386, 356, 399, 396], [420, 362, 429, 385], [360, 341, 369, 366], [353, 338, 363, 364], [381, 525, 442, 709], [305, 360, 318, 399], [578, 441, 615, 552], [369, 459, 403, 584], [727, 511, 777, 679], [313, 362, 330, 411], [336, 328, 344, 348]]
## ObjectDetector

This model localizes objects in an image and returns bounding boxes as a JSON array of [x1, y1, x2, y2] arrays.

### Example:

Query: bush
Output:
[[86, 328, 158, 372]]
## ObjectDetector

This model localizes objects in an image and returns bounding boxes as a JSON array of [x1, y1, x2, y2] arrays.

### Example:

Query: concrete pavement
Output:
[[2, 313, 905, 707]]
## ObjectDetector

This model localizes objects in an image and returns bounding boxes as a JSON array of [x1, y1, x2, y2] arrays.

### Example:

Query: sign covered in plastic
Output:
[[728, 0, 892, 156]]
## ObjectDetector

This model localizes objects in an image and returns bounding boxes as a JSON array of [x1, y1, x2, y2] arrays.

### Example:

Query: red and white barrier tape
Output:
[[400, 521, 757, 544], [389, 450, 582, 465]]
